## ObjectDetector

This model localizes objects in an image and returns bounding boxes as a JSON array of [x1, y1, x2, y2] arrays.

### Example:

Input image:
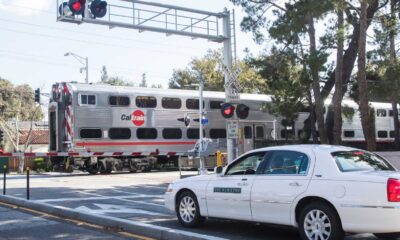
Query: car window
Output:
[[225, 152, 266, 176], [332, 151, 395, 172], [263, 150, 309, 175]]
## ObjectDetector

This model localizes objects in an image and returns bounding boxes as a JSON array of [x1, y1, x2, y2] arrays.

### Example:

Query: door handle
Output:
[[289, 182, 302, 187]]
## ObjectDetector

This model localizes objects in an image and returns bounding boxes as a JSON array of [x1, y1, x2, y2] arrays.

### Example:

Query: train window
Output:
[[210, 101, 223, 109], [80, 128, 102, 139], [186, 99, 204, 110], [389, 110, 400, 117], [376, 109, 387, 117], [281, 129, 294, 139], [343, 130, 355, 138], [244, 126, 252, 139], [162, 98, 182, 109], [255, 126, 265, 139], [80, 94, 96, 105], [390, 131, 397, 138], [378, 131, 388, 138], [109, 96, 130, 106], [162, 128, 182, 139], [187, 129, 205, 139], [136, 96, 157, 108], [109, 128, 131, 139], [210, 129, 226, 139], [137, 128, 158, 139]]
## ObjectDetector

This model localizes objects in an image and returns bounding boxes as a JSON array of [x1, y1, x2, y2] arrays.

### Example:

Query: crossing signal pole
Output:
[[57, 0, 238, 163]]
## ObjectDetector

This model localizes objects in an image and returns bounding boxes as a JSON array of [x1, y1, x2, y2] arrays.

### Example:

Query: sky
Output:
[[0, 0, 264, 95]]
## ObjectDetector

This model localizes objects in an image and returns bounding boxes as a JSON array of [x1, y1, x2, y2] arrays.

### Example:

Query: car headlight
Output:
[[166, 183, 173, 193]]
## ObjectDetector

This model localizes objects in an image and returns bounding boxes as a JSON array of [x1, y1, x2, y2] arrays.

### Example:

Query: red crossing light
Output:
[[221, 103, 235, 118], [68, 0, 85, 15], [236, 104, 250, 119]]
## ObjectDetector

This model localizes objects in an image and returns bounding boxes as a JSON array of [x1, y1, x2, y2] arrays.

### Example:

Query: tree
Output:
[[139, 73, 148, 88], [358, 0, 376, 151], [169, 49, 266, 93], [250, 48, 308, 140], [232, 0, 384, 145], [0, 78, 43, 122], [332, 0, 345, 145], [99, 66, 133, 86]]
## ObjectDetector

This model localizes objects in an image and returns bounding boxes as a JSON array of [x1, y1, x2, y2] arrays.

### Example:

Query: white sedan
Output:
[[165, 145, 400, 240]]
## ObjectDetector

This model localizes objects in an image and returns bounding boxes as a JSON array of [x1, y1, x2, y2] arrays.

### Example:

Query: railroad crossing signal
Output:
[[58, 0, 107, 18], [221, 103, 249, 119], [34, 88, 40, 103]]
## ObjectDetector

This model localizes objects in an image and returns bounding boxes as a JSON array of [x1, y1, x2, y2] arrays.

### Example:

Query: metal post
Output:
[[3, 165, 6, 195], [222, 9, 235, 164], [198, 77, 206, 175], [26, 167, 30, 200], [85, 57, 89, 83]]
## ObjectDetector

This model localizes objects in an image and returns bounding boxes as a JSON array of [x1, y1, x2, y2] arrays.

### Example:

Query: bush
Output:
[[34, 157, 46, 171]]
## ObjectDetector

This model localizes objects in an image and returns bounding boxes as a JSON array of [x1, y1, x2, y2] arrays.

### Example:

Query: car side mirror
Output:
[[215, 166, 223, 175]]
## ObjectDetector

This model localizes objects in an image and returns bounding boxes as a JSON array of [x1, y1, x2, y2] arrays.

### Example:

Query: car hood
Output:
[[342, 170, 400, 183], [173, 173, 216, 184]]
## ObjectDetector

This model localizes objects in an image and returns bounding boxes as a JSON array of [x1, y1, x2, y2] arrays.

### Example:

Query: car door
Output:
[[206, 151, 268, 221], [251, 149, 313, 225]]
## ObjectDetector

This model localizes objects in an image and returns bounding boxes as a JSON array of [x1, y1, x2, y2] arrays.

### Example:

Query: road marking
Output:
[[35, 194, 163, 203], [75, 204, 164, 216]]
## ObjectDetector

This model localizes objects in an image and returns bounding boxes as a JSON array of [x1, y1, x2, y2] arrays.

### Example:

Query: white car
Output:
[[165, 145, 400, 240]]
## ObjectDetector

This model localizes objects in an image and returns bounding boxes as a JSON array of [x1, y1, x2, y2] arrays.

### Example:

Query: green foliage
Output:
[[252, 48, 307, 123], [168, 49, 267, 93], [34, 157, 46, 171], [99, 66, 133, 86], [0, 78, 43, 121], [342, 105, 355, 121]]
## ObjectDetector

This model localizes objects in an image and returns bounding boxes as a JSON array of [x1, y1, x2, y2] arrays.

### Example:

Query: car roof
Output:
[[248, 144, 359, 155]]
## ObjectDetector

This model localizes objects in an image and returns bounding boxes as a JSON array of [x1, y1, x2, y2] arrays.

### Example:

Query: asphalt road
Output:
[[0, 203, 147, 240], [0, 171, 384, 240]]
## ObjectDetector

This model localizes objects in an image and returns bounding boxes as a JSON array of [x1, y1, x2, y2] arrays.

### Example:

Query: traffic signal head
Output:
[[70, 0, 86, 15], [236, 104, 250, 119], [221, 103, 235, 118], [90, 0, 107, 18], [34, 88, 40, 103], [0, 130, 3, 143]]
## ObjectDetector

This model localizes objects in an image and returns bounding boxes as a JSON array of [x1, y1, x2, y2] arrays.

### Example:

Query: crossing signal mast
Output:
[[57, 0, 239, 163]]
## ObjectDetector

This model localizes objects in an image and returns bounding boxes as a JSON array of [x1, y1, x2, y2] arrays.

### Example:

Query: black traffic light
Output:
[[236, 104, 250, 119], [90, 0, 107, 18], [34, 88, 40, 103], [0, 130, 3, 143], [221, 103, 235, 119]]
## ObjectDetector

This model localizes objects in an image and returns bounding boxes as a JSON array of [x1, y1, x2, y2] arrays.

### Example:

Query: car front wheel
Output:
[[374, 233, 400, 240], [299, 202, 344, 240], [176, 191, 204, 228]]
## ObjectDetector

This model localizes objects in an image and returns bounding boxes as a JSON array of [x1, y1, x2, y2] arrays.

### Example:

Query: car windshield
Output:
[[332, 151, 395, 172]]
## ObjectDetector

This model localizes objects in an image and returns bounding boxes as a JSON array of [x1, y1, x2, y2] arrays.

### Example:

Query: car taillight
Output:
[[387, 178, 400, 202]]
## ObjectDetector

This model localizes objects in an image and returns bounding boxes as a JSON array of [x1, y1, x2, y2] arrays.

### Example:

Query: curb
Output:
[[0, 195, 226, 240]]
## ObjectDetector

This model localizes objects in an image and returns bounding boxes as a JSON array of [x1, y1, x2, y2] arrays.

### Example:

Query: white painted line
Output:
[[35, 194, 164, 203]]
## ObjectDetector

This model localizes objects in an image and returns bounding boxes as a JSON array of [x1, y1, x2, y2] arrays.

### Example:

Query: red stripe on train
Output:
[[75, 141, 196, 147]]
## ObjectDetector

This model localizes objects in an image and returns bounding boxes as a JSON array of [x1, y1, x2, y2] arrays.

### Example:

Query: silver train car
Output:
[[48, 82, 398, 173]]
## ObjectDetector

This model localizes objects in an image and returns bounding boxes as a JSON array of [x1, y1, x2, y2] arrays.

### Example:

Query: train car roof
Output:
[[66, 82, 273, 101]]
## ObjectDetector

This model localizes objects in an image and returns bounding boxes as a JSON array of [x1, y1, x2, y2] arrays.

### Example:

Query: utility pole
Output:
[[198, 76, 206, 174]]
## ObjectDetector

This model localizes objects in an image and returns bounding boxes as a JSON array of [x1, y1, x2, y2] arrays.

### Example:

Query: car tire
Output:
[[176, 191, 204, 228], [374, 233, 400, 240], [299, 202, 344, 240]]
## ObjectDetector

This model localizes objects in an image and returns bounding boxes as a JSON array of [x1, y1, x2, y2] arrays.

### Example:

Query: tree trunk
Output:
[[307, 13, 328, 144], [333, 3, 344, 145], [389, 0, 400, 150], [358, 0, 376, 151]]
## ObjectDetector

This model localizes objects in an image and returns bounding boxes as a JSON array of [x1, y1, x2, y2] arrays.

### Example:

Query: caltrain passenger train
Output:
[[48, 82, 398, 174]]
